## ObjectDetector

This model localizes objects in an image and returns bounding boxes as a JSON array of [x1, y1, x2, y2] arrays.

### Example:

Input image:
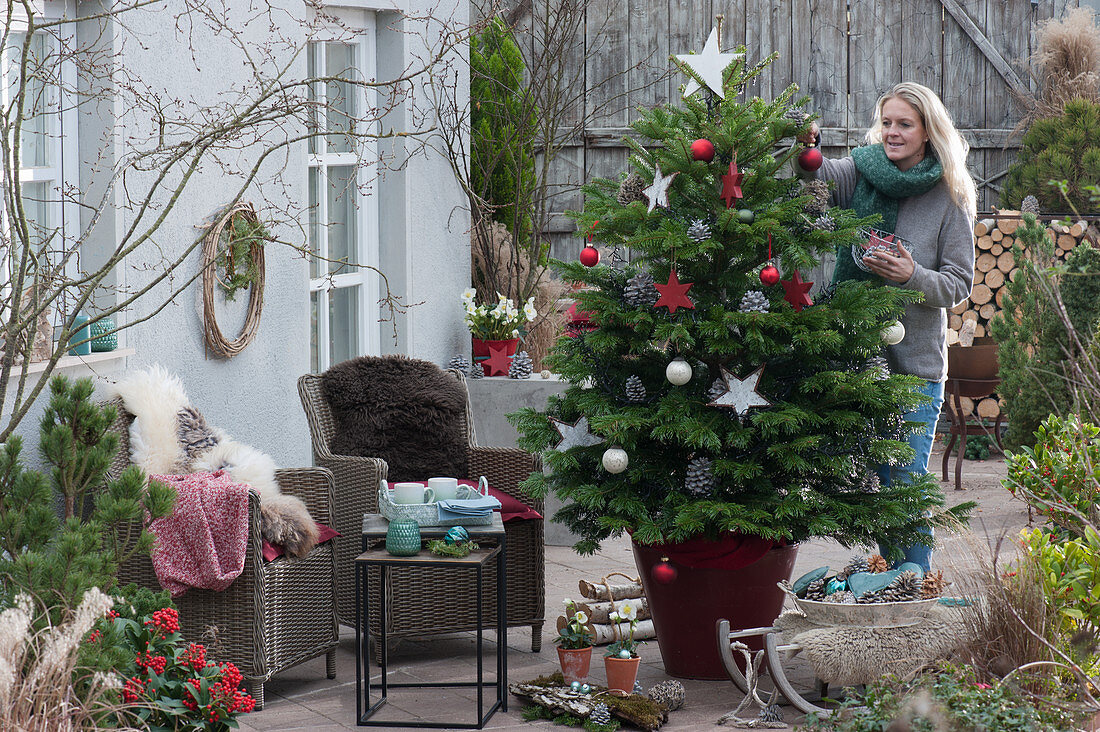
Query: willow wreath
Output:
[[202, 201, 267, 358]]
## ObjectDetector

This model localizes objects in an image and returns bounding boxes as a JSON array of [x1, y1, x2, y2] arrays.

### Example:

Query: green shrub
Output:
[[1018, 527, 1100, 637], [1002, 99, 1100, 214]]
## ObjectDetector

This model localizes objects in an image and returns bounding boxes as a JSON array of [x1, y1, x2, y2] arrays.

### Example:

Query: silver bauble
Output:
[[882, 320, 905, 345], [602, 446, 629, 473], [665, 357, 693, 386]]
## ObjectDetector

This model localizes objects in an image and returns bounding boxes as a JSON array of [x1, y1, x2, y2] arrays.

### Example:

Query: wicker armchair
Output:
[[105, 405, 339, 709], [298, 363, 545, 652]]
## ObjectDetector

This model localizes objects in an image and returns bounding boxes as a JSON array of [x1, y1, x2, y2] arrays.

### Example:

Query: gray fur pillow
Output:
[[321, 355, 468, 481]]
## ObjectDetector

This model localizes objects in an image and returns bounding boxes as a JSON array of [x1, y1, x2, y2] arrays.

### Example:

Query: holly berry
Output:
[[690, 138, 715, 162], [760, 264, 781, 286], [797, 146, 823, 172], [579, 245, 600, 267], [652, 559, 677, 585]]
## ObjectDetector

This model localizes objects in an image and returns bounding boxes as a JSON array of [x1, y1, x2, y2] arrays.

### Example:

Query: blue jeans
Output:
[[877, 380, 944, 572]]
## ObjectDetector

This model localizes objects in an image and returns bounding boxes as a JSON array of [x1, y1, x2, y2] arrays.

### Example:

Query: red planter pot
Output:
[[471, 337, 519, 376], [633, 539, 799, 680], [556, 646, 593, 685]]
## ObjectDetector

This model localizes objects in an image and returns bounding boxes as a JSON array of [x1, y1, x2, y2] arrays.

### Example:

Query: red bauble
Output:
[[690, 138, 715, 162], [797, 146, 823, 172], [579, 245, 600, 267], [651, 559, 677, 585], [760, 264, 781, 286]]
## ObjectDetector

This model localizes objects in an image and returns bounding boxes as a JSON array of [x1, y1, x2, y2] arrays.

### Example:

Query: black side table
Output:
[[355, 520, 507, 729]]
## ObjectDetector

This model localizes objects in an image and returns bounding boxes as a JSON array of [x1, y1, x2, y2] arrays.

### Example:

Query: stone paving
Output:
[[239, 442, 1029, 731]]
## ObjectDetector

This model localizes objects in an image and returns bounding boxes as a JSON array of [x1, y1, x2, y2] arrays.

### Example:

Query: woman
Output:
[[799, 82, 977, 571]]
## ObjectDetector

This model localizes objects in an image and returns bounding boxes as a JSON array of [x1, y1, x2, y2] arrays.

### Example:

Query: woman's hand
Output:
[[796, 121, 820, 146], [863, 244, 915, 283]]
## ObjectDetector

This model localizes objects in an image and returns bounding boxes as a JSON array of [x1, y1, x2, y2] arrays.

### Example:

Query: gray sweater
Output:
[[817, 156, 974, 382]]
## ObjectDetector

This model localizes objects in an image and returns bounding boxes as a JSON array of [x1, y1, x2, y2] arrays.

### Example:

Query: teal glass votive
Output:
[[90, 317, 117, 352], [67, 313, 91, 356], [386, 519, 421, 556]]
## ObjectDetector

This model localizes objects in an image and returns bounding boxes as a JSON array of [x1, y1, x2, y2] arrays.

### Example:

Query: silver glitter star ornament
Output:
[[707, 366, 772, 414], [642, 163, 678, 213], [675, 28, 744, 99], [550, 416, 605, 452]]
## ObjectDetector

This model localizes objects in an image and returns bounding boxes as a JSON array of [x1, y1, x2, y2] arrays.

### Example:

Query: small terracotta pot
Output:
[[556, 646, 592, 685], [603, 654, 641, 695]]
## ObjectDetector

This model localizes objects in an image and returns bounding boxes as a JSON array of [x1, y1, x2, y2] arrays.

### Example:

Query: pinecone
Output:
[[625, 375, 647, 402], [841, 555, 870, 578], [684, 456, 716, 495], [447, 355, 470, 373], [708, 378, 727, 400], [687, 219, 712, 243], [826, 590, 856, 604], [812, 213, 836, 231], [801, 179, 830, 217], [648, 680, 686, 711], [758, 704, 783, 723], [864, 355, 891, 380], [739, 290, 770, 314], [921, 570, 948, 599], [804, 578, 827, 601], [617, 172, 647, 206], [784, 109, 809, 126], [623, 271, 659, 308], [508, 351, 533, 379], [1021, 194, 1040, 215], [589, 702, 612, 725], [633, 680, 644, 695], [887, 571, 923, 601], [856, 472, 881, 493], [467, 362, 484, 380], [868, 554, 889, 573]]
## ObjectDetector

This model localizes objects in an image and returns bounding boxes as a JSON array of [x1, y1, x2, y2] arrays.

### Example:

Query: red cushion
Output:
[[384, 480, 542, 523], [262, 522, 340, 562]]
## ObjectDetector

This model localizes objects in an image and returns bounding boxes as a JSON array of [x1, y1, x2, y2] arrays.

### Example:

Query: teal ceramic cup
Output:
[[386, 519, 421, 556]]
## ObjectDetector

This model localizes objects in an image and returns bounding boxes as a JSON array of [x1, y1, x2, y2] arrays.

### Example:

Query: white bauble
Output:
[[882, 321, 905, 346], [602, 447, 629, 474], [665, 357, 693, 386]]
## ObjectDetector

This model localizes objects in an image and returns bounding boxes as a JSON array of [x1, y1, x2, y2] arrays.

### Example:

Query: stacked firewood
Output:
[[555, 576, 657, 646], [946, 212, 1099, 421]]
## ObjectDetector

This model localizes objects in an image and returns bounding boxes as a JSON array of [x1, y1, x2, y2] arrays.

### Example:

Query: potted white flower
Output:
[[603, 599, 642, 694], [554, 598, 594, 684], [461, 289, 536, 376]]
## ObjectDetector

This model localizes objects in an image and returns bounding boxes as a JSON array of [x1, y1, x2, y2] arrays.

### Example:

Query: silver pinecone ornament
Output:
[[617, 172, 647, 206], [804, 578, 827, 601], [839, 555, 870, 579], [467, 362, 484, 380], [759, 704, 783, 723], [589, 702, 612, 726], [708, 378, 727, 400], [739, 290, 769, 314], [864, 355, 891, 380], [857, 472, 881, 493], [784, 109, 809, 126], [625, 375, 647, 402], [1021, 194, 1040, 215], [812, 213, 836, 231], [447, 355, 470, 372], [508, 351, 533, 379], [684, 456, 716, 495], [687, 219, 712, 243], [801, 179, 830, 217], [623, 271, 659, 308], [828, 590, 857, 604], [648, 680, 686, 711]]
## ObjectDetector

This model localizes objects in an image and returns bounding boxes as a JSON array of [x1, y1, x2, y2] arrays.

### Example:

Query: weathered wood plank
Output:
[[983, 0, 1031, 210], [903, 0, 942, 92], [577, 127, 1025, 149], [847, 1, 903, 128], [792, 0, 849, 131], [587, 0, 630, 129], [744, 0, 792, 102], [627, 0, 671, 113], [940, 0, 1031, 100], [667, 0, 717, 103]]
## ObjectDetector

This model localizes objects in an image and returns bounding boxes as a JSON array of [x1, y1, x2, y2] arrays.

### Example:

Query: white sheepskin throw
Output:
[[107, 365, 319, 558]]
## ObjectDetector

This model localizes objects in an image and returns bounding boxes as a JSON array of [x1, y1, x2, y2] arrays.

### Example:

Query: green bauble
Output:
[[386, 519, 421, 556], [90, 317, 117, 352], [737, 208, 755, 223]]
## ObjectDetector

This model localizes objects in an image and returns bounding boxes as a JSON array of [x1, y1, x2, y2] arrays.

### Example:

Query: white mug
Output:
[[392, 482, 435, 504], [427, 477, 460, 502]]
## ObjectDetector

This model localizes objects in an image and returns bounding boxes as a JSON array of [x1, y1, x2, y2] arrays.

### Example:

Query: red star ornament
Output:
[[653, 269, 695, 313], [483, 344, 513, 376], [720, 156, 744, 208], [781, 270, 814, 312]]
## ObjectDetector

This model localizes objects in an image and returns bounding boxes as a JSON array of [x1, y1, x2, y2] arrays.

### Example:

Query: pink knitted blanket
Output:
[[149, 471, 250, 597]]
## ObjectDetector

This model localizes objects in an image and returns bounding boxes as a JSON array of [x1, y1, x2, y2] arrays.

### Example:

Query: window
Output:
[[1, 14, 79, 329], [307, 19, 380, 373]]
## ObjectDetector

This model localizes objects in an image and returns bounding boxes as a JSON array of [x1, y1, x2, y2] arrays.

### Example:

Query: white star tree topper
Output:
[[675, 27, 743, 99], [643, 163, 678, 213], [708, 366, 772, 414]]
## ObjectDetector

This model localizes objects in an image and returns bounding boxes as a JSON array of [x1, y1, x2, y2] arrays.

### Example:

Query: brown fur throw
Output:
[[322, 355, 469, 482]]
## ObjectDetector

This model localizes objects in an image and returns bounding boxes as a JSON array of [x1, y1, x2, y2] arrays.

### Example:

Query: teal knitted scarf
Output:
[[831, 143, 943, 285]]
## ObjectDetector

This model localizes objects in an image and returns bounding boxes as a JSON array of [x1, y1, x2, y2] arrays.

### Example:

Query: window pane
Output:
[[308, 166, 320, 278], [307, 43, 319, 156], [329, 286, 359, 365], [8, 33, 57, 168], [325, 42, 357, 154], [22, 181, 53, 249], [327, 165, 358, 274], [310, 290, 320, 373]]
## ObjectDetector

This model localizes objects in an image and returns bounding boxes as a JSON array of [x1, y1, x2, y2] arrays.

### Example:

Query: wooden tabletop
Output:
[[354, 545, 501, 567]]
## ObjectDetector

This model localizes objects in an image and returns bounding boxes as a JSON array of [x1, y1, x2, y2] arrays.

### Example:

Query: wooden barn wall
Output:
[[488, 0, 1079, 264]]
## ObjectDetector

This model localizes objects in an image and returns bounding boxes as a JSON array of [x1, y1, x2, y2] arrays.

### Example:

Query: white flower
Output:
[[563, 598, 574, 607], [523, 301, 537, 320], [461, 288, 477, 303], [511, 328, 520, 338], [574, 611, 589, 624], [608, 611, 620, 623], [618, 599, 639, 621]]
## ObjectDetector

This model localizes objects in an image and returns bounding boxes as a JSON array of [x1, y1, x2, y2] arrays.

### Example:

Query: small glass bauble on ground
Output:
[[385, 518, 421, 556]]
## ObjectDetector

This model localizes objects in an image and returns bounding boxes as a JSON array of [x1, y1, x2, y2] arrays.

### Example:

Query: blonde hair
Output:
[[865, 82, 977, 220]]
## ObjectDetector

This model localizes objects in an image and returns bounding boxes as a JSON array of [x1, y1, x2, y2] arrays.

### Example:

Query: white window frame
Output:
[[308, 12, 381, 372], [1, 2, 79, 327]]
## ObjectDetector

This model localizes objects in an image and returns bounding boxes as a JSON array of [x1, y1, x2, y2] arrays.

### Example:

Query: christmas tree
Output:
[[510, 36, 971, 556]]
